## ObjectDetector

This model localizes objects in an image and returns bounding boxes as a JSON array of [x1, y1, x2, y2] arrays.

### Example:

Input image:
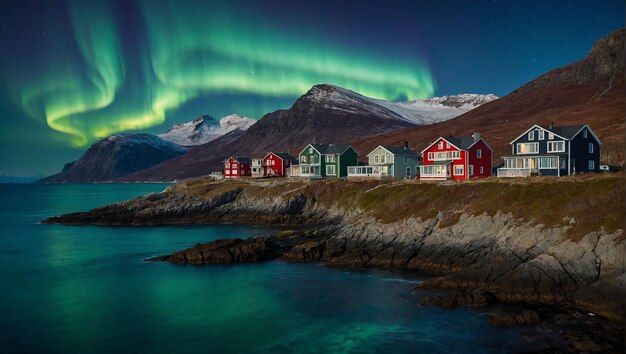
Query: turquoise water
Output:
[[0, 184, 527, 353]]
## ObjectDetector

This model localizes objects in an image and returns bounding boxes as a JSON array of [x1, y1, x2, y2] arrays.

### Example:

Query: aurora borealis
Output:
[[0, 0, 622, 175], [5, 0, 434, 148]]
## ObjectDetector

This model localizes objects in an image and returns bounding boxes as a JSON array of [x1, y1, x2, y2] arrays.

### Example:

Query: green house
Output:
[[298, 143, 359, 178]]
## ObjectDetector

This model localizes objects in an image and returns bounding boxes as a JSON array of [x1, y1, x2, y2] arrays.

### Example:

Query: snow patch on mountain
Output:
[[320, 84, 498, 126], [159, 114, 256, 146]]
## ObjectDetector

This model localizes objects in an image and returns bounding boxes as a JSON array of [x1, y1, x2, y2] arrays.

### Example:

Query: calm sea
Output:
[[0, 184, 527, 353]]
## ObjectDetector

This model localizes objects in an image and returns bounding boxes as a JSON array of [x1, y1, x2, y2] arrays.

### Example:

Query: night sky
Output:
[[0, 0, 622, 176]]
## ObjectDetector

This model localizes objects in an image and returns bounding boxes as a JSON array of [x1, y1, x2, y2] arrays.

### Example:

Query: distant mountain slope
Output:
[[372, 93, 498, 125], [39, 134, 187, 183], [351, 29, 625, 166], [159, 114, 256, 146], [121, 84, 421, 181]]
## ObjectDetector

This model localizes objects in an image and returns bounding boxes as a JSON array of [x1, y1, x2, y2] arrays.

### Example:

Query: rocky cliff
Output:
[[45, 176, 625, 323]]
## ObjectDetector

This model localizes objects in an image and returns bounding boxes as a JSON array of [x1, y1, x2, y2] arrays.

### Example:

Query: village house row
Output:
[[221, 124, 601, 180]]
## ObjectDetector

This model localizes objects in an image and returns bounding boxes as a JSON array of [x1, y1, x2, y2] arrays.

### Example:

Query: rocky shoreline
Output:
[[45, 178, 625, 352]]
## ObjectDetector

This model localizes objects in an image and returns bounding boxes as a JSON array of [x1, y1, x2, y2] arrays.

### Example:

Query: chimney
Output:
[[549, 122, 554, 129], [404, 141, 408, 150], [472, 132, 481, 142]]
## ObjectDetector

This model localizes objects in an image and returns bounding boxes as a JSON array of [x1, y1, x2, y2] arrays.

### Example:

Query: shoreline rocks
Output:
[[45, 179, 625, 351]]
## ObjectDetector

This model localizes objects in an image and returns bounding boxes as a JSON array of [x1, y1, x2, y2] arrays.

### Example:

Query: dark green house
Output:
[[298, 143, 359, 178]]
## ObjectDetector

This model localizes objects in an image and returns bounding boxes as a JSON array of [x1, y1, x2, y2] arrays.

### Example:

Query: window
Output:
[[225, 162, 230, 168], [374, 155, 379, 163], [547, 141, 565, 153], [300, 156, 307, 164], [476, 149, 482, 158], [446, 142, 451, 148], [326, 165, 336, 176], [528, 131, 535, 140], [560, 158, 566, 169], [438, 141, 444, 149], [325, 155, 336, 163], [233, 169, 238, 175], [406, 167, 411, 177], [404, 156, 408, 164], [517, 143, 539, 154], [469, 165, 474, 176], [453, 165, 464, 176], [539, 157, 558, 169], [538, 130, 545, 140], [232, 163, 238, 168], [480, 166, 484, 174], [583, 129, 588, 138], [421, 165, 446, 176], [428, 152, 434, 161], [380, 154, 386, 163], [548, 133, 554, 140], [588, 143, 593, 153], [225, 170, 230, 175], [308, 147, 313, 153], [588, 160, 594, 170], [450, 151, 460, 159]]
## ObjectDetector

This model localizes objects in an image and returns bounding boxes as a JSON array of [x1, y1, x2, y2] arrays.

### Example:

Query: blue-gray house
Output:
[[498, 124, 601, 177]]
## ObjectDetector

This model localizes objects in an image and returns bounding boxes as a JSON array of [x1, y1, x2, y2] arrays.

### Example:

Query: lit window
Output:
[[548, 133, 554, 140], [517, 143, 539, 154]]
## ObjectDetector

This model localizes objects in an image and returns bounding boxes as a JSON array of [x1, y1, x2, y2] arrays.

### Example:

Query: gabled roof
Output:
[[302, 143, 355, 155], [224, 156, 251, 163], [367, 145, 418, 157], [420, 136, 492, 154], [509, 124, 601, 144], [265, 152, 298, 163]]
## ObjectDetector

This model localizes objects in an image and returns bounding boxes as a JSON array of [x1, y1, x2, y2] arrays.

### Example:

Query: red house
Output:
[[263, 152, 298, 177], [223, 156, 252, 178], [419, 133, 492, 181]]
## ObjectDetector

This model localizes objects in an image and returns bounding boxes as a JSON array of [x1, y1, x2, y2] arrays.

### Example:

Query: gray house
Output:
[[498, 124, 601, 177], [348, 143, 419, 179]]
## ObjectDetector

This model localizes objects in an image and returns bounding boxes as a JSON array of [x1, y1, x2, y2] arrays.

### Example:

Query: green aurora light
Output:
[[11, 0, 434, 147]]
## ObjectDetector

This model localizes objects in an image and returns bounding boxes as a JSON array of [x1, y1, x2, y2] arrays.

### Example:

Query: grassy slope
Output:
[[176, 174, 624, 241]]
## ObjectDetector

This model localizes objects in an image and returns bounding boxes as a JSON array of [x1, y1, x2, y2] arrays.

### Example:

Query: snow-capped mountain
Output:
[[159, 114, 256, 146], [313, 85, 497, 125]]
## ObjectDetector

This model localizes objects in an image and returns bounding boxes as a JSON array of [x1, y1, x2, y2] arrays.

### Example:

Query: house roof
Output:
[[268, 152, 298, 162], [308, 143, 354, 155], [381, 145, 417, 157], [546, 125, 585, 139], [376, 145, 419, 157], [225, 156, 251, 163], [445, 137, 476, 150], [420, 135, 492, 154], [509, 124, 601, 144]]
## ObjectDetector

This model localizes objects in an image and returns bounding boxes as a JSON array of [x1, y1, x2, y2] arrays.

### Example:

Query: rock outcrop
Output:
[[45, 178, 625, 325]]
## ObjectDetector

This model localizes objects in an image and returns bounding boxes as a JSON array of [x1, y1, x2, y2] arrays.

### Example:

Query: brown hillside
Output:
[[352, 29, 625, 165]]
